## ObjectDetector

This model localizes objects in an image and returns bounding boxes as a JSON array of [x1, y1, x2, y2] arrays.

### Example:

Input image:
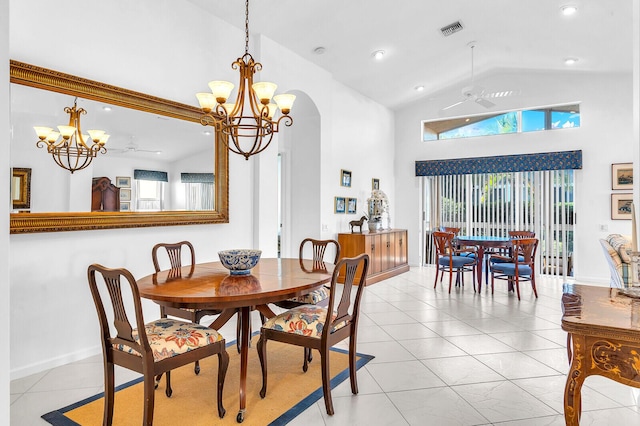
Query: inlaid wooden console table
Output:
[[561, 283, 640, 425]]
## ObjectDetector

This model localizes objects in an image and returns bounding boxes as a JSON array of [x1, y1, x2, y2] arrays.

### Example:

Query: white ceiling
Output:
[[188, 0, 633, 110]]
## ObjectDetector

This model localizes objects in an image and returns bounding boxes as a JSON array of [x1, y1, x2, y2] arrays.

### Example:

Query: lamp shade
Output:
[[208, 81, 234, 103], [87, 129, 105, 142], [274, 94, 296, 114], [252, 82, 277, 103], [222, 103, 236, 115], [46, 131, 60, 143], [34, 126, 53, 140], [264, 103, 277, 119], [57, 125, 76, 138], [196, 92, 216, 112]]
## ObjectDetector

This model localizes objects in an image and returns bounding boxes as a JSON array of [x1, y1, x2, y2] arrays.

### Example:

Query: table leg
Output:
[[563, 334, 585, 426], [207, 308, 236, 330], [476, 246, 484, 292], [236, 306, 250, 423]]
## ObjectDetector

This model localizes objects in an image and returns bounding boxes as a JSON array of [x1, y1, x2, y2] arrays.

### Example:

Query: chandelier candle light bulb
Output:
[[196, 0, 295, 160]]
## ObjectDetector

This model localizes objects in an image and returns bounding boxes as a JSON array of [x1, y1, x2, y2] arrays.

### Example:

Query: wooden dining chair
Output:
[[489, 231, 536, 270], [257, 253, 369, 416], [433, 231, 478, 293], [489, 237, 539, 300], [273, 238, 340, 370], [87, 264, 229, 425], [152, 241, 223, 375], [274, 238, 340, 310]]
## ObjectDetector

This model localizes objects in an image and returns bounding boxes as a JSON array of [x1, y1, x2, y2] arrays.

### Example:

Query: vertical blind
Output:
[[424, 170, 575, 277]]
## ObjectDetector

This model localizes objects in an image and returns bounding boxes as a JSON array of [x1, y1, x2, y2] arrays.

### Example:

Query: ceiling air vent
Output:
[[440, 21, 464, 37]]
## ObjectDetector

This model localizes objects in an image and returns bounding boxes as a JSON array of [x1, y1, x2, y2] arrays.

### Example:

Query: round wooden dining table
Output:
[[136, 257, 334, 423]]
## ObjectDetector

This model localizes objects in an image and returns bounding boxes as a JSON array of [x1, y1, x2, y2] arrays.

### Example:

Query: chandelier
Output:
[[196, 0, 295, 160], [33, 98, 109, 173]]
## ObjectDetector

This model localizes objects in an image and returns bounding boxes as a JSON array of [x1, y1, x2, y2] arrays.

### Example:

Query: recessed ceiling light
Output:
[[102, 106, 112, 111], [561, 5, 578, 16], [313, 46, 326, 55], [372, 50, 385, 60], [564, 57, 579, 65], [414, 85, 425, 92]]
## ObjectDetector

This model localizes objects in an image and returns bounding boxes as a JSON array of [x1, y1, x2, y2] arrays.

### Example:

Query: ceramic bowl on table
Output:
[[218, 249, 262, 275]]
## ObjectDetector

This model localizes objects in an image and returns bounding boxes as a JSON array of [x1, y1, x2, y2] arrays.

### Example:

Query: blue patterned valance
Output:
[[133, 169, 168, 182], [181, 173, 214, 183], [415, 150, 582, 176]]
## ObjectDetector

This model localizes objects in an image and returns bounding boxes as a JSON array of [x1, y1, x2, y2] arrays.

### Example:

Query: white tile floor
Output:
[[11, 266, 640, 425]]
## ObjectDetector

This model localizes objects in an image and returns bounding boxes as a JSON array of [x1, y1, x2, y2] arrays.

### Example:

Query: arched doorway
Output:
[[278, 91, 321, 258]]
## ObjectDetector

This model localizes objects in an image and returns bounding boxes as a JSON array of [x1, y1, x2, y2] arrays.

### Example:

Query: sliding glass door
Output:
[[423, 169, 575, 277]]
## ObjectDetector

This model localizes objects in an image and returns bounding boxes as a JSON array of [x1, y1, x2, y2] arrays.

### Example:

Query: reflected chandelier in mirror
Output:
[[9, 60, 229, 233]]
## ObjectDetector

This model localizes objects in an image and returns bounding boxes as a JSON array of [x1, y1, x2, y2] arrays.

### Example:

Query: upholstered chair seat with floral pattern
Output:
[[114, 318, 224, 361]]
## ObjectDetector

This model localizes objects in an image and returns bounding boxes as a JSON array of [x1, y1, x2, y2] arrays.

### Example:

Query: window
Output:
[[134, 169, 167, 211], [181, 173, 214, 211], [422, 103, 580, 141]]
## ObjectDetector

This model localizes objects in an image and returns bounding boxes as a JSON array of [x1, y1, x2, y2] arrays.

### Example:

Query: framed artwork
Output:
[[347, 197, 357, 214], [372, 178, 380, 190], [116, 176, 131, 188], [120, 202, 130, 212], [120, 188, 132, 202], [334, 196, 346, 214], [11, 167, 31, 210], [340, 169, 352, 187], [612, 163, 633, 190], [611, 193, 633, 220]]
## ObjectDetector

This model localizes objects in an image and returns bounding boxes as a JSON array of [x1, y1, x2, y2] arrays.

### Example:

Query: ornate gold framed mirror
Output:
[[9, 60, 229, 233]]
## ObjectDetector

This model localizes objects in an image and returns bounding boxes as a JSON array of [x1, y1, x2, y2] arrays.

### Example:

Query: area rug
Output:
[[42, 337, 373, 426]]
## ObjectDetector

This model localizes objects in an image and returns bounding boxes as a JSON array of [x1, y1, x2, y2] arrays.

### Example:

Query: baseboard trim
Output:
[[11, 346, 101, 381]]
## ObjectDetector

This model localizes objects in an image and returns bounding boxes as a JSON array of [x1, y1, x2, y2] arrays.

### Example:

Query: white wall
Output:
[[8, 0, 396, 380], [1, 0, 11, 421], [394, 70, 635, 283]]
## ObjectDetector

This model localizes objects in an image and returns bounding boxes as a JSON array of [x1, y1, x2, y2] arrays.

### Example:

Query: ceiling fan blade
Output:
[[475, 97, 495, 109], [442, 99, 466, 111]]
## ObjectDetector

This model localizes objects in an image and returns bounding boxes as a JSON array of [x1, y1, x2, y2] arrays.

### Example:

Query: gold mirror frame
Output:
[[9, 60, 229, 233]]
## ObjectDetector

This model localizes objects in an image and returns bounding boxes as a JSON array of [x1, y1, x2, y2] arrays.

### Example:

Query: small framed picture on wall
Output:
[[372, 178, 380, 190], [612, 163, 633, 190], [341, 169, 352, 187], [120, 188, 132, 202], [335, 196, 346, 214], [347, 197, 357, 214], [611, 193, 633, 220], [116, 176, 131, 188]]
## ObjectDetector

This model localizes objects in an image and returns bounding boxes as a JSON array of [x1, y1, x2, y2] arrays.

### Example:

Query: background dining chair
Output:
[[152, 241, 223, 374], [489, 230, 536, 267], [256, 253, 369, 416], [87, 264, 229, 425], [433, 231, 478, 293], [272, 238, 340, 370], [489, 237, 539, 300], [274, 238, 340, 309]]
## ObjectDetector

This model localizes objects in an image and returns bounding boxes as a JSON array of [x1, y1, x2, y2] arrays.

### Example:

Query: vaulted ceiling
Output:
[[188, 0, 633, 110]]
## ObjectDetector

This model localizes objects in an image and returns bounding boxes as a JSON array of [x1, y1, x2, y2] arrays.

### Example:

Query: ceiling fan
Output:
[[441, 42, 516, 111], [109, 137, 162, 155]]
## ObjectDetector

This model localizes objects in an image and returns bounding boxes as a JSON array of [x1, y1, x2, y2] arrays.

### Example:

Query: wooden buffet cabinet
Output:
[[337, 229, 409, 284]]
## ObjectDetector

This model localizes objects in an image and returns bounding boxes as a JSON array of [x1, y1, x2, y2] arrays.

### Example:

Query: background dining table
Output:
[[455, 235, 511, 291], [136, 257, 334, 423]]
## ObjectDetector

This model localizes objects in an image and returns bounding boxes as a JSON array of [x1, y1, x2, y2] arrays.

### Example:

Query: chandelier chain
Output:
[[244, 0, 250, 55]]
